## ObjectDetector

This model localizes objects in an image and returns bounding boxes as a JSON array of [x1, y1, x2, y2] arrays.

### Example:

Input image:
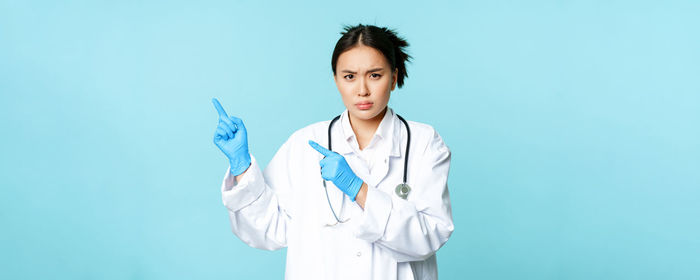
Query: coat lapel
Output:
[[318, 108, 406, 225], [364, 109, 404, 188]]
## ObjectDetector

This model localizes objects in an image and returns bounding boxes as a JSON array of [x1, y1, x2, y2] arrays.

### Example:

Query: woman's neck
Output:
[[349, 107, 387, 150]]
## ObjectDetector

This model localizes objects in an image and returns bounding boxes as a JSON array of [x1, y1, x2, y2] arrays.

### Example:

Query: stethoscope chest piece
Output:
[[395, 183, 411, 200]]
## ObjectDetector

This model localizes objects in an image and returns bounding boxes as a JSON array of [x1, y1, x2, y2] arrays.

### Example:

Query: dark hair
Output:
[[331, 24, 412, 88]]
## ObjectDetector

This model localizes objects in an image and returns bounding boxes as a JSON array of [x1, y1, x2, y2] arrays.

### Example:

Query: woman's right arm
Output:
[[212, 98, 292, 251], [220, 150, 292, 251]]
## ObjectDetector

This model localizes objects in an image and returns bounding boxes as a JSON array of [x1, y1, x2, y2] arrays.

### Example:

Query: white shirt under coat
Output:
[[220, 107, 454, 279]]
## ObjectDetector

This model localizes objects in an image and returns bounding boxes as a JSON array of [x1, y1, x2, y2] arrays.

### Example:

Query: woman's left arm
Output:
[[350, 129, 454, 262]]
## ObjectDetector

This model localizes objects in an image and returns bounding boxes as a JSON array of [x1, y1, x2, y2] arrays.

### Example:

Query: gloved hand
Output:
[[309, 140, 364, 201], [212, 98, 251, 176]]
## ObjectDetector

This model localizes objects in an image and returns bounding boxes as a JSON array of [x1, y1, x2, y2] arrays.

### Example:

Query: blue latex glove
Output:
[[212, 98, 251, 176], [309, 140, 364, 201]]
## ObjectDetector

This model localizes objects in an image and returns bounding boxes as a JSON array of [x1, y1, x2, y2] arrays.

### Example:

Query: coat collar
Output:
[[332, 107, 402, 158]]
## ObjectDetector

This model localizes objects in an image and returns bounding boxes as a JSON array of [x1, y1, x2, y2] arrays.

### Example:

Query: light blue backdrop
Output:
[[1, 0, 698, 279]]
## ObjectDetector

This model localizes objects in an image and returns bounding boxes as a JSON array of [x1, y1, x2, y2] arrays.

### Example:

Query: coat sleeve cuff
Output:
[[221, 155, 265, 212], [352, 186, 392, 242]]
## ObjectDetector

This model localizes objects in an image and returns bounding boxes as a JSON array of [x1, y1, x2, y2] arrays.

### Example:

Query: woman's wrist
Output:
[[229, 155, 251, 176], [233, 162, 251, 182], [355, 182, 368, 209]]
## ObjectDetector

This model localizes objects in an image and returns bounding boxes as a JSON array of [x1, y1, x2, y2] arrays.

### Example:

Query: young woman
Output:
[[212, 24, 454, 279]]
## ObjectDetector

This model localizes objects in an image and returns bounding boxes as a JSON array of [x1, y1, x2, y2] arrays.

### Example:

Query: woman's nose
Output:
[[358, 78, 370, 96]]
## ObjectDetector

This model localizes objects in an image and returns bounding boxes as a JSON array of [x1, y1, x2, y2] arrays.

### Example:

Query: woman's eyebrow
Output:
[[340, 67, 385, 74]]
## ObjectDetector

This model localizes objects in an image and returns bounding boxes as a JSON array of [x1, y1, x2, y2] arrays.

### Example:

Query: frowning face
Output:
[[334, 44, 398, 123]]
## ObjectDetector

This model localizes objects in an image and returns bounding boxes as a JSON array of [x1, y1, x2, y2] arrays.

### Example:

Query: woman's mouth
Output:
[[356, 102, 373, 110]]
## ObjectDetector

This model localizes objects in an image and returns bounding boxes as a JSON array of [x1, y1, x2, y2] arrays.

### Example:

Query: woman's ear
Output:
[[391, 67, 398, 90]]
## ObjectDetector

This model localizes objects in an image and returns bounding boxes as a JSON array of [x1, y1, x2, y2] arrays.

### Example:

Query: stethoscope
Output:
[[322, 113, 411, 224]]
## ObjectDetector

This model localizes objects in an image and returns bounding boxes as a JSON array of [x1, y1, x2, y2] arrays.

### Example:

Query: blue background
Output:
[[1, 0, 699, 279]]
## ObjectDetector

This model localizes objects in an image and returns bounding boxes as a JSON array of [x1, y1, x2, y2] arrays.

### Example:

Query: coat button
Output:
[[356, 251, 362, 257]]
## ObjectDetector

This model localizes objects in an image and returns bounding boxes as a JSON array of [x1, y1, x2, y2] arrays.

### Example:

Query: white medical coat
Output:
[[220, 107, 454, 279]]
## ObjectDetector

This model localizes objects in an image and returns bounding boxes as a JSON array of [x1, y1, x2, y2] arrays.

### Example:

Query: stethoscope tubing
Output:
[[322, 113, 411, 223]]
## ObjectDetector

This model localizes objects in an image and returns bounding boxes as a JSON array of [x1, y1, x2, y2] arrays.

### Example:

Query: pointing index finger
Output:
[[308, 140, 333, 157], [212, 98, 229, 118]]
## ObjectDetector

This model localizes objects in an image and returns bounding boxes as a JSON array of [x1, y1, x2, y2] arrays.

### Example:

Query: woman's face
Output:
[[334, 44, 398, 123]]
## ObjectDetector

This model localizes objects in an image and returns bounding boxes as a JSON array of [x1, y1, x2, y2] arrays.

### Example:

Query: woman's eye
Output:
[[344, 74, 354, 80], [371, 73, 381, 78]]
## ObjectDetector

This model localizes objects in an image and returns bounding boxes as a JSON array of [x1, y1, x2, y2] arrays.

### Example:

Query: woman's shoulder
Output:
[[404, 119, 450, 154]]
